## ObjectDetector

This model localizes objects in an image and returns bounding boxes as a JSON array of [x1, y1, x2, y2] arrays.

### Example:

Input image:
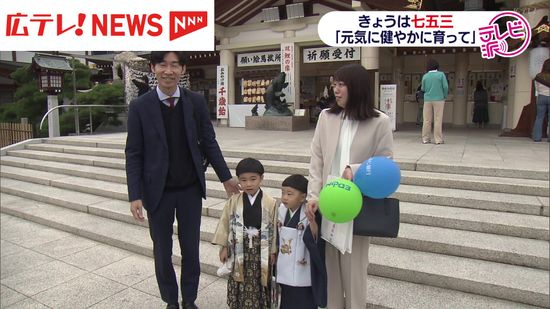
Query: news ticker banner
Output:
[[318, 11, 532, 59], [1, 0, 214, 51]]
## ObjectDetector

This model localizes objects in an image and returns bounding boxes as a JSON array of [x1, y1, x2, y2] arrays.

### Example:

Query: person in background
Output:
[[533, 59, 550, 142], [473, 81, 489, 128], [321, 75, 336, 110], [327, 75, 336, 106], [421, 59, 448, 144], [415, 85, 424, 125]]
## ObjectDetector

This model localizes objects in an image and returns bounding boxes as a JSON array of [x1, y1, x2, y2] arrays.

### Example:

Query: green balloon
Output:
[[319, 178, 363, 223]]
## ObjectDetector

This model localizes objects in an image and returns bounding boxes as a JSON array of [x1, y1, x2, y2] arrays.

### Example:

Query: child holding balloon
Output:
[[211, 158, 278, 309], [276, 174, 327, 309]]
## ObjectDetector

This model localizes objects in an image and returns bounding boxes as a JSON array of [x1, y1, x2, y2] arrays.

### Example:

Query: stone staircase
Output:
[[1, 137, 549, 309]]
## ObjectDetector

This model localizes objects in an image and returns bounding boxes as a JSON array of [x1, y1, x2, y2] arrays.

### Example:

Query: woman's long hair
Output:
[[327, 64, 379, 120]]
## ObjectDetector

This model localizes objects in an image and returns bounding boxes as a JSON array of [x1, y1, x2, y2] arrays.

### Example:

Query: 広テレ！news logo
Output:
[[0, 0, 214, 51]]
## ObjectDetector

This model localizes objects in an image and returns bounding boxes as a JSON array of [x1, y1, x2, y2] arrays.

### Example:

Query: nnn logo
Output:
[[169, 11, 207, 41]]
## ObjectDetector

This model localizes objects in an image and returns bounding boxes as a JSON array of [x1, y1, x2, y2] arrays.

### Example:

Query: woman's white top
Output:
[[322, 116, 358, 254]]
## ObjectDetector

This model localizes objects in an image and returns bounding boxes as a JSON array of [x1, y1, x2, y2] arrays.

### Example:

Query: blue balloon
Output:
[[353, 156, 401, 198]]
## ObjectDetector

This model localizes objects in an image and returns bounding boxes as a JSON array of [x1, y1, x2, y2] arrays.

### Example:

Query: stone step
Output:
[[1, 178, 111, 213], [3, 157, 548, 234], [0, 177, 226, 232], [221, 149, 311, 164], [45, 137, 125, 150], [3, 165, 546, 243], [394, 184, 549, 216], [205, 179, 550, 217], [399, 170, 549, 197], [415, 161, 549, 181], [7, 148, 311, 177], [0, 164, 240, 203], [0, 163, 274, 203], [4, 164, 548, 243], [33, 139, 550, 180], [203, 197, 550, 241], [1, 165, 129, 200], [26, 143, 125, 159], [1, 155, 127, 184], [9, 142, 550, 197], [368, 245, 549, 308], [44, 138, 314, 163], [27, 143, 314, 174], [2, 161, 548, 220], [198, 215, 549, 270], [2, 159, 550, 216], [3, 153, 549, 201], [1, 194, 547, 307], [371, 224, 549, 270], [7, 149, 125, 169], [366, 276, 539, 309], [399, 202, 549, 241], [2, 177, 546, 270], [211, 168, 550, 197]]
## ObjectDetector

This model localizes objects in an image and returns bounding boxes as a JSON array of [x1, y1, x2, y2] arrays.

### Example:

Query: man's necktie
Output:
[[167, 97, 176, 108]]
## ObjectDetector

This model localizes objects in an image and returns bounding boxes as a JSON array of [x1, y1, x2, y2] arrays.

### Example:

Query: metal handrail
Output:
[[39, 104, 127, 134]]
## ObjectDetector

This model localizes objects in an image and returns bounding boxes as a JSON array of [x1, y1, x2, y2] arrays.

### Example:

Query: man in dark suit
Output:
[[125, 51, 240, 309]]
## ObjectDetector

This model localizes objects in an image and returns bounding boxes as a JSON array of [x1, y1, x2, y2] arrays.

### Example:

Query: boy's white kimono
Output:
[[276, 203, 311, 287]]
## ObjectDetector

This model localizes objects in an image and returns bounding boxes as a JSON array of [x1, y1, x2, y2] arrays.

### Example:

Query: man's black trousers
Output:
[[147, 184, 203, 305]]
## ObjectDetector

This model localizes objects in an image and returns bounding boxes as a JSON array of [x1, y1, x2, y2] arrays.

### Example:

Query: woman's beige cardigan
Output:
[[307, 109, 394, 201]]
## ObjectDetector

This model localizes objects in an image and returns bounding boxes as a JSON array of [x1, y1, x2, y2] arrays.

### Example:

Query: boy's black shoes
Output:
[[166, 304, 178, 309]]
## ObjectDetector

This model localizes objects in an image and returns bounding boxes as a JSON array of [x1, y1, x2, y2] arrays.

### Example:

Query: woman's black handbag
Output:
[[353, 196, 400, 237]]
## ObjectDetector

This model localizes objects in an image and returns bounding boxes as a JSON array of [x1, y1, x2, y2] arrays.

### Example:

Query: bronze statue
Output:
[[263, 72, 293, 116]]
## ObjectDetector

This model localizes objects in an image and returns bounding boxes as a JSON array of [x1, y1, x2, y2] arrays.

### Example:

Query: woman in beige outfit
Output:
[[305, 64, 394, 309]]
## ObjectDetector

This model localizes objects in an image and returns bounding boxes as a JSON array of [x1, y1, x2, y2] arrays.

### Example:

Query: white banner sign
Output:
[[237, 51, 281, 67], [380, 84, 397, 131], [216, 65, 228, 119], [303, 47, 360, 63], [281, 43, 294, 104], [0, 0, 214, 50]]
